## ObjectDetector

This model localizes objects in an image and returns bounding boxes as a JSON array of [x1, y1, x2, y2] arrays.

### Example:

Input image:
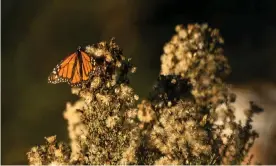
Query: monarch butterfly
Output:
[[48, 46, 94, 87]]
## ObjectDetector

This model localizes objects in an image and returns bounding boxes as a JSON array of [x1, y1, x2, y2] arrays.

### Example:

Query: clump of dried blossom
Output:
[[161, 23, 232, 107], [27, 136, 71, 165], [141, 23, 259, 164], [27, 39, 141, 165], [27, 24, 260, 165]]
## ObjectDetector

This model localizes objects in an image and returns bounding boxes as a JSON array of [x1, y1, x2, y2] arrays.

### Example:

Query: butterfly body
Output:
[[48, 47, 94, 87]]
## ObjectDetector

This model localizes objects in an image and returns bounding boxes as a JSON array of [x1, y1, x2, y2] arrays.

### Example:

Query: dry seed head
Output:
[[131, 67, 137, 73], [96, 93, 111, 106], [90, 77, 102, 89], [106, 116, 119, 129], [45, 135, 57, 144], [137, 100, 156, 123]]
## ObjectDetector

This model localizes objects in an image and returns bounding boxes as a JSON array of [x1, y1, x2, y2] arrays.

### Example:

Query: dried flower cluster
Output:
[[27, 136, 71, 165], [161, 24, 231, 106], [27, 24, 260, 165]]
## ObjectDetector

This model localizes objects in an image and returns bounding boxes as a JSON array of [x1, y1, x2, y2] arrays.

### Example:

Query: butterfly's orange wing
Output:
[[48, 50, 94, 87], [70, 57, 81, 84], [80, 51, 92, 81]]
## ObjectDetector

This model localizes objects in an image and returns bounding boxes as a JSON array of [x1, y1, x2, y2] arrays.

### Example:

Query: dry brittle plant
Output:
[[27, 23, 261, 165]]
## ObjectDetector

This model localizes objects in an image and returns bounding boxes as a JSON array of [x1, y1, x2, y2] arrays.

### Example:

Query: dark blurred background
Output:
[[2, 0, 276, 164]]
